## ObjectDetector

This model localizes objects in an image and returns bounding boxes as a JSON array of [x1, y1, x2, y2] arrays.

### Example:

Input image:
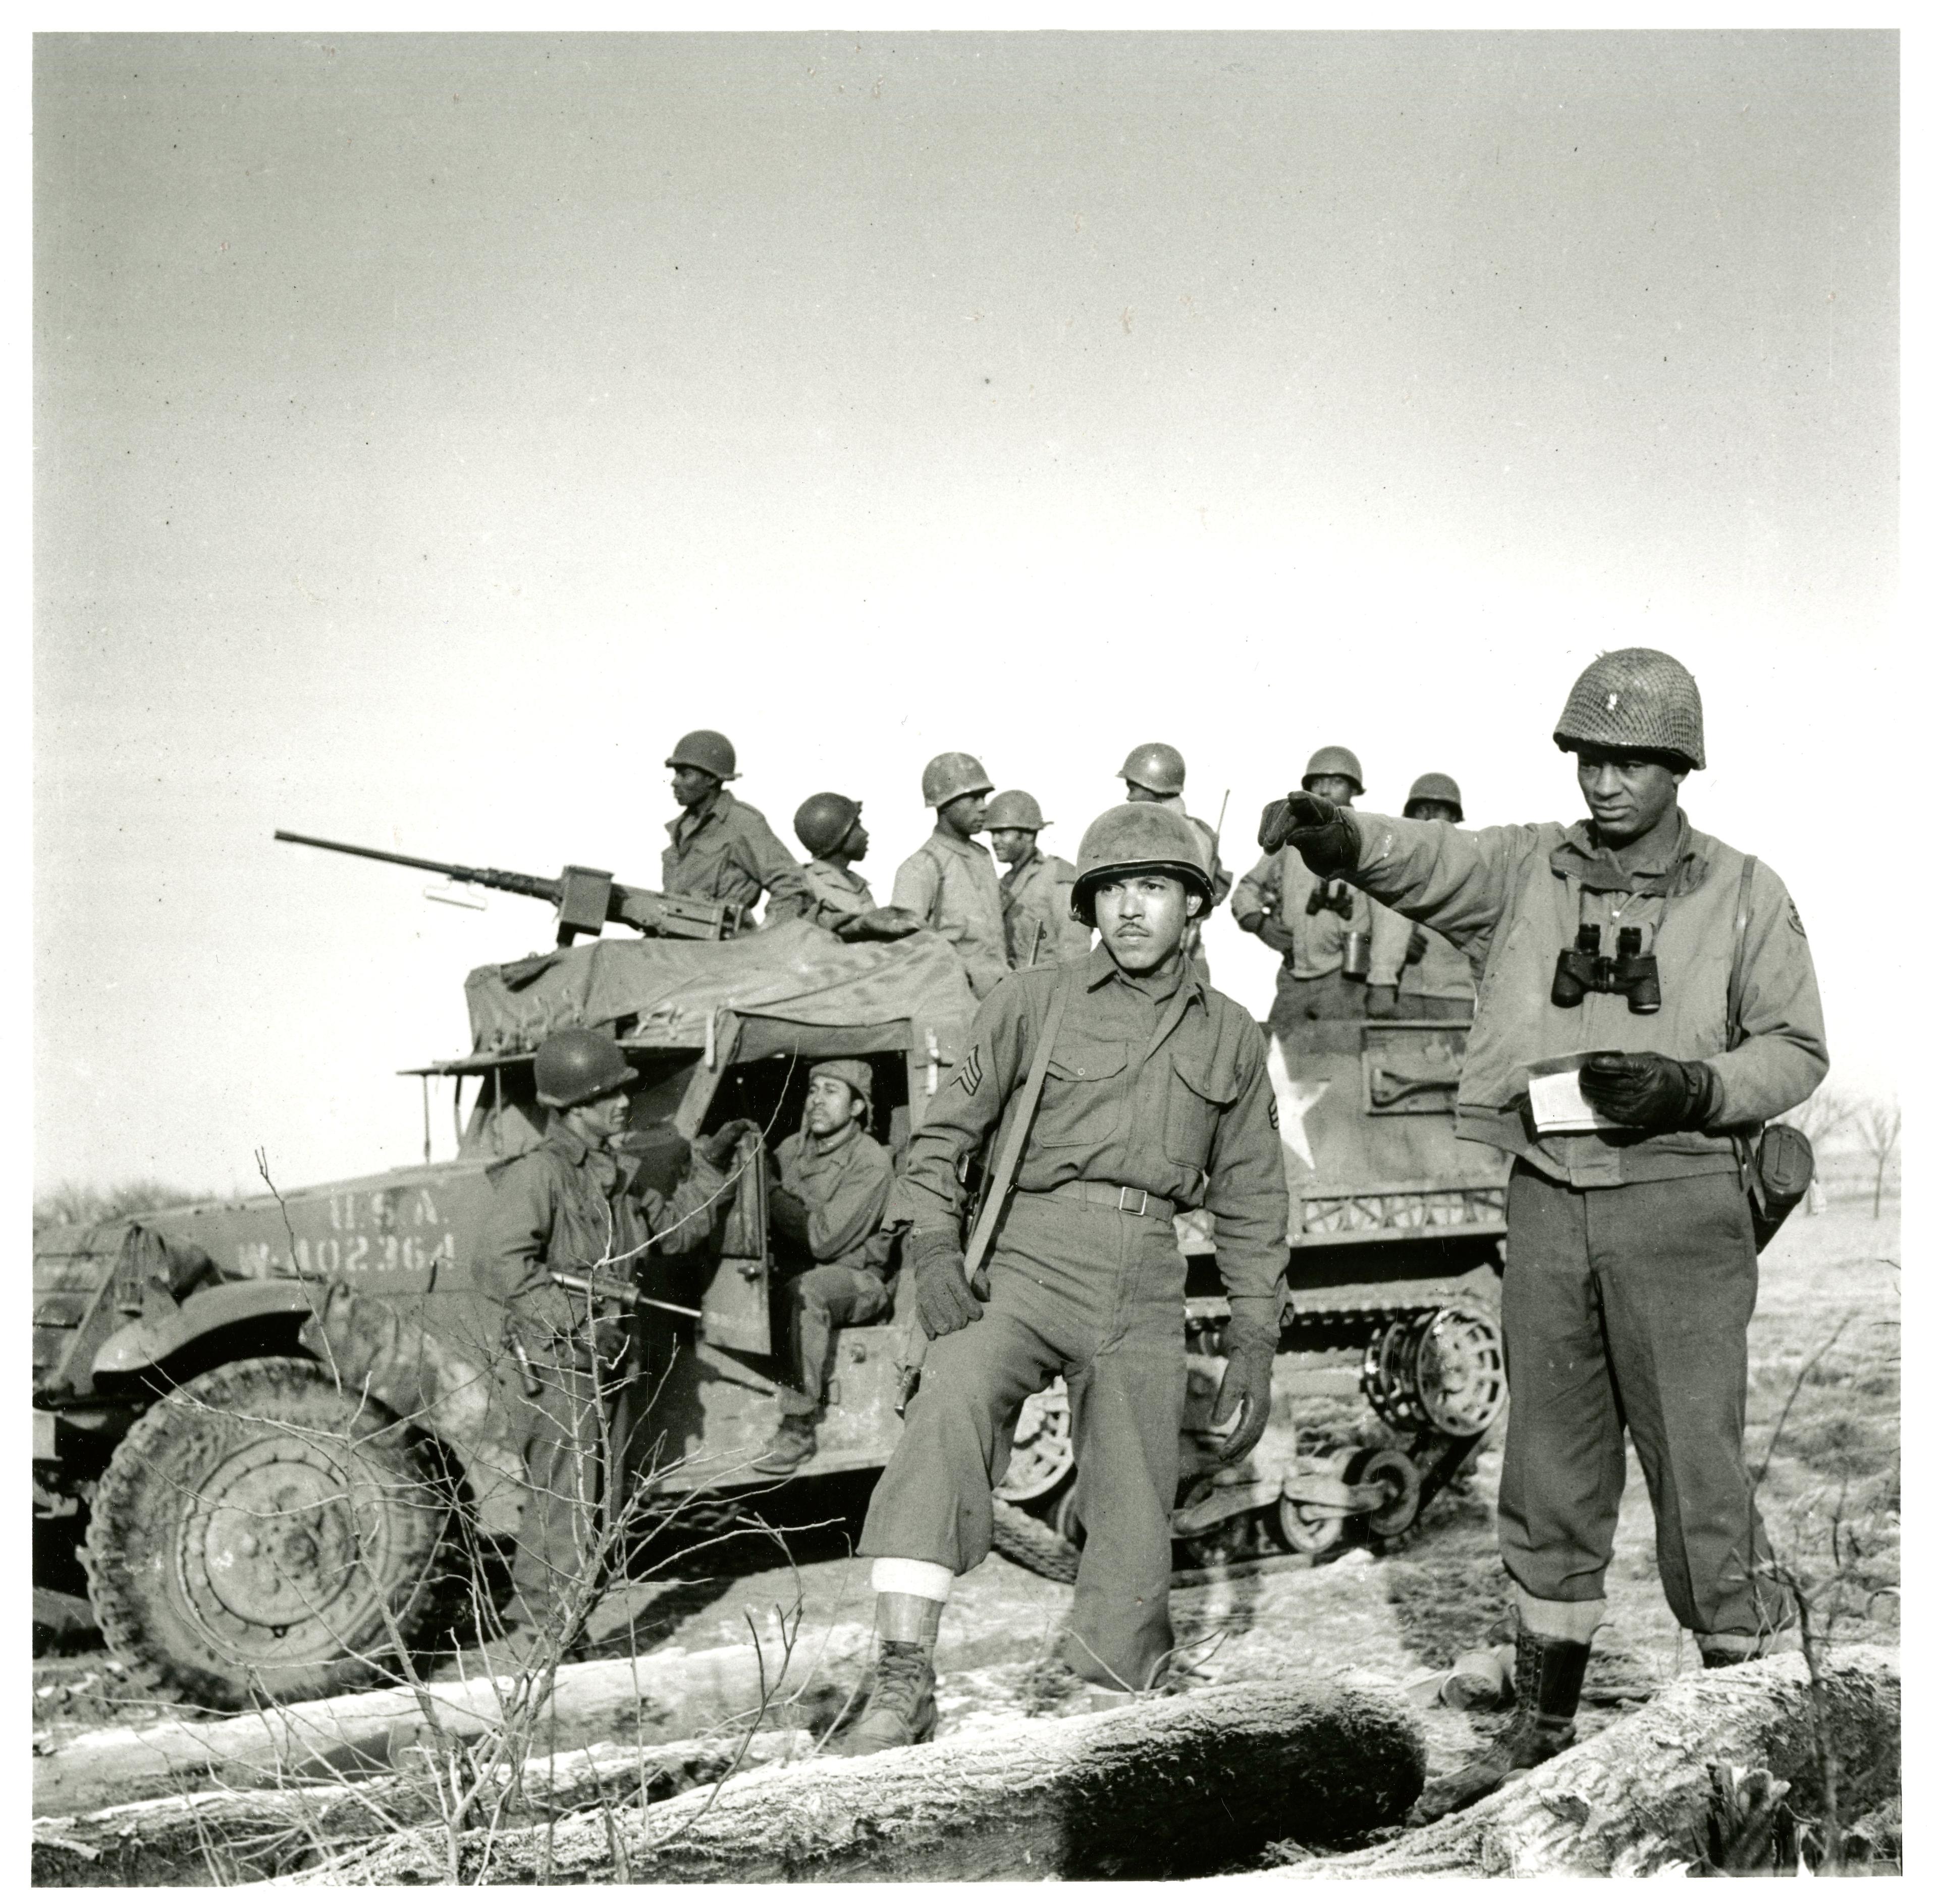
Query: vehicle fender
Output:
[[92, 1279, 321, 1379]]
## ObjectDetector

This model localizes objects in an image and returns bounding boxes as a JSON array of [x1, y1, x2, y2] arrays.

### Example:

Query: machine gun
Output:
[[275, 830, 744, 945]]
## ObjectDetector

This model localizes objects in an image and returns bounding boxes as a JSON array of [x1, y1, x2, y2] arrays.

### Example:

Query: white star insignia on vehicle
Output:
[[1265, 1035, 1329, 1172]]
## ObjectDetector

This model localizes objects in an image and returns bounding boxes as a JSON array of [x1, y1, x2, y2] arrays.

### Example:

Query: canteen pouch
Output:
[[1744, 1122, 1814, 1254]]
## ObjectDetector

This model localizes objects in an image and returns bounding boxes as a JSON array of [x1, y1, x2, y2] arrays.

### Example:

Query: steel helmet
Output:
[[1302, 747, 1365, 797], [1404, 772, 1464, 821], [1070, 802, 1214, 924], [794, 791, 863, 859], [985, 789, 1048, 833], [809, 1056, 874, 1117], [1115, 742, 1187, 798], [920, 751, 994, 808], [664, 729, 740, 781], [1553, 648, 1705, 770], [533, 1027, 635, 1110]]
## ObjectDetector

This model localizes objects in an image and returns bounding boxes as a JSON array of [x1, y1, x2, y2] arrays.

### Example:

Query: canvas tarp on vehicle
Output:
[[464, 919, 980, 1064]]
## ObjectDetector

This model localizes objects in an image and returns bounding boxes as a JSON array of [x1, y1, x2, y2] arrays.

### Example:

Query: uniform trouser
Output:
[[1498, 1163, 1793, 1641], [1266, 965, 1364, 1047], [778, 1262, 894, 1417], [509, 1337, 605, 1630], [858, 1190, 1187, 1691]]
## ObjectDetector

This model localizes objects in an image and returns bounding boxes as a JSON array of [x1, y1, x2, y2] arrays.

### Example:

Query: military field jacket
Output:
[[662, 789, 813, 920], [775, 1124, 895, 1274], [1344, 809, 1828, 1186], [999, 849, 1092, 968], [473, 1126, 726, 1332], [799, 858, 877, 931], [891, 828, 1010, 999], [1231, 844, 1373, 978], [896, 948, 1289, 1322], [1368, 905, 1476, 1003]]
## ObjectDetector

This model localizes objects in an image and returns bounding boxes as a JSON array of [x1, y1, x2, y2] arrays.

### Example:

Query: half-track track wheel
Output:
[[991, 1497, 1080, 1584], [1360, 1301, 1507, 1440], [83, 1356, 457, 1710]]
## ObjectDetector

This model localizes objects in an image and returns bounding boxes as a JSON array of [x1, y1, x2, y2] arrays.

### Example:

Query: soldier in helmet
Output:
[[1367, 774, 1477, 1022], [1232, 745, 1377, 1047], [791, 794, 922, 942], [662, 729, 813, 925], [1116, 742, 1231, 983], [986, 790, 1091, 968], [472, 1027, 748, 1649], [753, 1059, 898, 1474], [890, 753, 1009, 998], [835, 803, 1288, 1753], [1260, 650, 1826, 1819]]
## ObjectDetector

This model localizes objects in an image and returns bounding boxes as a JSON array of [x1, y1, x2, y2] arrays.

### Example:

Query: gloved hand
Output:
[[768, 1182, 812, 1249], [909, 1226, 985, 1339], [623, 1125, 694, 1197], [1212, 1328, 1277, 1463], [696, 1118, 761, 1170], [1258, 792, 1359, 876], [1406, 926, 1431, 966], [1256, 917, 1299, 957], [1578, 1051, 1718, 1132], [1366, 984, 1401, 1019]]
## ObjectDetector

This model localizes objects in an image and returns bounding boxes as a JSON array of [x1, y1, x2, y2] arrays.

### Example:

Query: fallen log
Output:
[[33, 1624, 871, 1820], [30, 1730, 813, 1887], [1282, 1645, 1899, 1878], [298, 1679, 1426, 1883]]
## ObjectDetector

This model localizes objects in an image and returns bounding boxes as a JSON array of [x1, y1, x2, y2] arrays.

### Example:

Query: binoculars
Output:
[[1550, 924, 1662, 1014], [1306, 878, 1357, 920]]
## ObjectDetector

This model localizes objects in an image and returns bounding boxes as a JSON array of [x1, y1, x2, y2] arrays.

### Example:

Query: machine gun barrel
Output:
[[274, 829, 743, 943], [274, 831, 561, 902]]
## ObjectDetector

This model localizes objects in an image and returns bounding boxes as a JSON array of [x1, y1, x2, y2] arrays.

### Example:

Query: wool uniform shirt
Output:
[[774, 1122, 896, 1275], [891, 827, 1011, 999], [661, 789, 813, 921]]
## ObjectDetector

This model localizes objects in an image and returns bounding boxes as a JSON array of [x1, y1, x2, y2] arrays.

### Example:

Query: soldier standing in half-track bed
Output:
[[661, 728, 814, 923], [892, 752, 1011, 999], [473, 1027, 742, 1657], [1115, 742, 1230, 985], [1367, 773, 1478, 1023], [987, 789, 1092, 968], [791, 792, 923, 943], [834, 803, 1288, 1753], [1260, 648, 1827, 1820]]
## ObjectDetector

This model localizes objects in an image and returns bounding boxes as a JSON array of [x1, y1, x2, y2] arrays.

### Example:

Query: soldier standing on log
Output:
[[661, 728, 814, 925], [472, 1027, 741, 1656], [1258, 650, 1827, 1819], [1366, 773, 1477, 1022], [836, 803, 1289, 1753]]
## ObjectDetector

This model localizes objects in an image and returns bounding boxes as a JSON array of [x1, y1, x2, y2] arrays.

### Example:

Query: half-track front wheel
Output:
[[83, 1356, 455, 1710]]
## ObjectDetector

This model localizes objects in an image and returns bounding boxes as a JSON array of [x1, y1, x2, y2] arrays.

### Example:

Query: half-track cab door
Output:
[[700, 1131, 771, 1356]]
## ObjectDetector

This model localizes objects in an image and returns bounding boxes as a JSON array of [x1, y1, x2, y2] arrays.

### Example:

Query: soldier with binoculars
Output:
[[1260, 649, 1826, 1823]]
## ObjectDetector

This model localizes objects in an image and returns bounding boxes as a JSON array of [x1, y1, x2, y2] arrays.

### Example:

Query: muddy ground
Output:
[[33, 1199, 1899, 1804]]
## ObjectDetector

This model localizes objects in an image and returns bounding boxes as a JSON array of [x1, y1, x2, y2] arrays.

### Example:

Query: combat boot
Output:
[[830, 1592, 943, 1755], [753, 1414, 819, 1475], [1411, 1628, 1591, 1824]]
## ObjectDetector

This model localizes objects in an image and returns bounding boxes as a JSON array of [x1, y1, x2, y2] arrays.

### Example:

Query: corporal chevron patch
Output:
[[955, 1045, 985, 1095]]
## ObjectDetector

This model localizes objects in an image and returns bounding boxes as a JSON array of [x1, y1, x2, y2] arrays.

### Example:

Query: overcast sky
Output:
[[34, 30, 1898, 1197]]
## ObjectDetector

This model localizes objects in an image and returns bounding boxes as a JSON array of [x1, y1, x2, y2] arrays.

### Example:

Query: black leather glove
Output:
[[909, 1226, 984, 1339], [622, 1125, 693, 1197], [768, 1183, 812, 1250], [1234, 910, 1266, 936], [1578, 1051, 1718, 1132], [1212, 1329, 1277, 1463], [836, 905, 924, 942], [696, 1118, 761, 1170], [1256, 917, 1300, 957], [1258, 791, 1359, 876], [1406, 926, 1431, 966], [1366, 984, 1400, 1020]]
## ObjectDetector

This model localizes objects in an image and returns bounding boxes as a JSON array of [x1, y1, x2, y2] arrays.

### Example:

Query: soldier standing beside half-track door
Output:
[[834, 802, 1288, 1754], [471, 1027, 739, 1654], [1259, 649, 1828, 1821]]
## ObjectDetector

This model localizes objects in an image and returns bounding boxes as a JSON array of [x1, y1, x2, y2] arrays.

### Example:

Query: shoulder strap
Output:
[[962, 973, 1075, 1279], [1725, 855, 1758, 1052]]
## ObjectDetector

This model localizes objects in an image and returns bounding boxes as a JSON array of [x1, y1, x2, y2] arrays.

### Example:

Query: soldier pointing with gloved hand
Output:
[[1258, 649, 1826, 1821], [836, 803, 1289, 1754]]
